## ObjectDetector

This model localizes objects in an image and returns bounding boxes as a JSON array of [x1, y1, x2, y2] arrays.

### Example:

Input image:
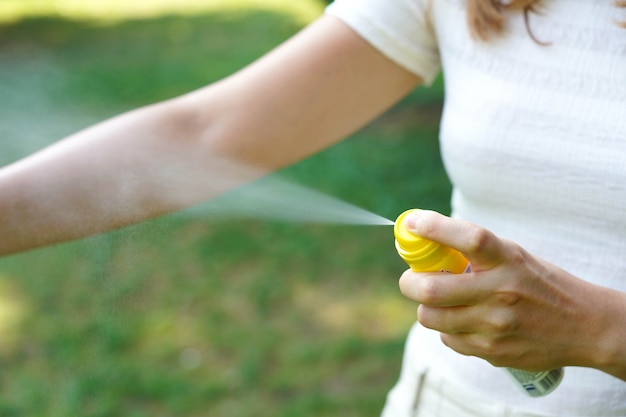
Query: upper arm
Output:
[[179, 14, 423, 170]]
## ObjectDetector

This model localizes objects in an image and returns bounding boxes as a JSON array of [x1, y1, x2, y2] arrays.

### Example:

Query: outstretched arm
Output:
[[0, 15, 422, 256]]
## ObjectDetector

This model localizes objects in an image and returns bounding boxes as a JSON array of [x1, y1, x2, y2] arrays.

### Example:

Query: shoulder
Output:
[[325, 0, 443, 84]]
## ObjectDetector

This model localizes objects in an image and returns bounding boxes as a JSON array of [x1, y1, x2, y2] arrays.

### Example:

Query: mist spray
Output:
[[394, 209, 563, 397]]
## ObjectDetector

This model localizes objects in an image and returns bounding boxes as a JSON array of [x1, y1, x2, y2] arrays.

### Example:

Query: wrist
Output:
[[591, 286, 626, 381]]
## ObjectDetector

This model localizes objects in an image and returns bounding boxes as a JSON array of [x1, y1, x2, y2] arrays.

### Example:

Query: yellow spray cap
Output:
[[394, 209, 469, 273]]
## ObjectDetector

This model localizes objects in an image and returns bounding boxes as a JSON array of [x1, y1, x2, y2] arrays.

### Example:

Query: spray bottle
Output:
[[394, 209, 563, 397]]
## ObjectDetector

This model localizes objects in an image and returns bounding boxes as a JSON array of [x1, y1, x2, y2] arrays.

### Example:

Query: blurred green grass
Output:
[[0, 1, 449, 416]]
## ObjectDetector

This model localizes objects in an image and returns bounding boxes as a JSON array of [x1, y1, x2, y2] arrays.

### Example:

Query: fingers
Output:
[[403, 210, 506, 270], [399, 268, 491, 307], [438, 332, 524, 369], [417, 303, 518, 338], [397, 210, 535, 365]]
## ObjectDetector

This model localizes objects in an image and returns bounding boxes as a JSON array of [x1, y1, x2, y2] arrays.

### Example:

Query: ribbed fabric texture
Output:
[[327, 0, 626, 415]]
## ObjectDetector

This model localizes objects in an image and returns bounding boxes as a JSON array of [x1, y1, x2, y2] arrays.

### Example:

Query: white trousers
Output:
[[381, 366, 569, 417], [380, 325, 565, 417]]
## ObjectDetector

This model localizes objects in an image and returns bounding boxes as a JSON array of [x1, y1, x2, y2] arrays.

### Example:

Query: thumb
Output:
[[404, 210, 506, 270]]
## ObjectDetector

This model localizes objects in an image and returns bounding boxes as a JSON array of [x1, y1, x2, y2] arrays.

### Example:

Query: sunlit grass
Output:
[[293, 282, 415, 341], [0, 0, 325, 24], [0, 275, 29, 357]]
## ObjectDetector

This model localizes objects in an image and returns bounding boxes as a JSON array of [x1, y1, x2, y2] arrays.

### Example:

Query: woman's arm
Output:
[[0, 15, 422, 256], [398, 210, 626, 381]]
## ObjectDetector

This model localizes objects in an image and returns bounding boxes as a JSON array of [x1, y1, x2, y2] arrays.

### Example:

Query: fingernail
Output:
[[405, 210, 422, 232]]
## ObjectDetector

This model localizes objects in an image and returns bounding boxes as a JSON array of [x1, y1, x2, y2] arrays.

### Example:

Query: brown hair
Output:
[[467, 0, 626, 40]]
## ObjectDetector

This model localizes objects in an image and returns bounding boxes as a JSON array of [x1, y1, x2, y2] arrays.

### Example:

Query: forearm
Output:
[[0, 16, 421, 256], [0, 99, 241, 255]]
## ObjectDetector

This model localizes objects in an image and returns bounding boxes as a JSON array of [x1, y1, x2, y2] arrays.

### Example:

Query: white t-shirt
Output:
[[326, 0, 626, 415]]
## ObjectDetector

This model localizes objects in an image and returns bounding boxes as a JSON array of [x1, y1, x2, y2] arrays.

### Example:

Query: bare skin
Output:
[[398, 209, 626, 381], [0, 15, 420, 255]]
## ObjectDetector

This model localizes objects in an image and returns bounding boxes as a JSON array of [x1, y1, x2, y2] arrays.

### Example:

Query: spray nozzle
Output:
[[393, 209, 469, 273]]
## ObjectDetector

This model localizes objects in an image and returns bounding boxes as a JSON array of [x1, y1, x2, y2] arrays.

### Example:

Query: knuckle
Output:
[[399, 271, 440, 304], [440, 333, 519, 368], [417, 277, 441, 304], [495, 290, 521, 307], [474, 337, 502, 359], [505, 242, 529, 267], [486, 313, 518, 337], [485, 348, 523, 368], [465, 226, 492, 254]]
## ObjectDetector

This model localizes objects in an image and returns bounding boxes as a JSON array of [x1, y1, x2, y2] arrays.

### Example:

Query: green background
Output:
[[0, 1, 449, 416]]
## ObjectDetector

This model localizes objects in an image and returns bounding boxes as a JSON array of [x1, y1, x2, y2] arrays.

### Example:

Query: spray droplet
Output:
[[184, 163, 395, 226]]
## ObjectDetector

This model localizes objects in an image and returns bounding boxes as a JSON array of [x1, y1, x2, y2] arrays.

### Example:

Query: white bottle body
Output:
[[505, 368, 564, 397]]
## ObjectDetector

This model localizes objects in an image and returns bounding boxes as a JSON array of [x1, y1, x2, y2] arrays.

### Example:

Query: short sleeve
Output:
[[325, 0, 441, 85]]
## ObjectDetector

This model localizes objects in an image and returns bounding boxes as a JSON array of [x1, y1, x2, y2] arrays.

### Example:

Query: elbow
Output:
[[158, 92, 242, 163], [147, 95, 213, 147], [143, 94, 265, 199]]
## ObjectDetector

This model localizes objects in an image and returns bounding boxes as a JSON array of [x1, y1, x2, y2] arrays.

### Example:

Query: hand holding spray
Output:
[[393, 209, 563, 397]]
